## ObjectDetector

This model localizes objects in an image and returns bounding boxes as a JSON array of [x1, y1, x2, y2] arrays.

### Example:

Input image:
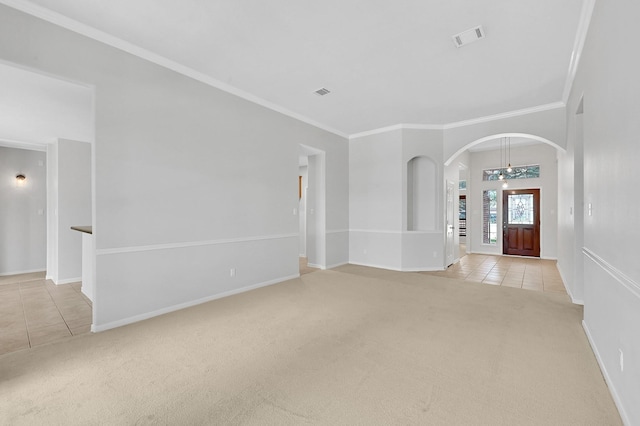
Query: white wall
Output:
[[349, 128, 445, 271], [0, 146, 46, 275], [0, 6, 348, 330], [56, 139, 91, 283], [467, 144, 558, 259], [561, 1, 640, 423], [46, 139, 92, 285], [349, 129, 403, 269], [557, 110, 584, 304]]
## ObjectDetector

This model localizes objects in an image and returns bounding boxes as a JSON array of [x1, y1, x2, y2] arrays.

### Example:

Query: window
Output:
[[459, 195, 466, 237], [483, 190, 497, 244], [459, 180, 467, 190], [482, 165, 540, 181], [507, 193, 534, 225]]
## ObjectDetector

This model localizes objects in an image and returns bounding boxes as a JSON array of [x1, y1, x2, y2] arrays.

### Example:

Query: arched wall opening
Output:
[[444, 132, 563, 262], [445, 133, 565, 167]]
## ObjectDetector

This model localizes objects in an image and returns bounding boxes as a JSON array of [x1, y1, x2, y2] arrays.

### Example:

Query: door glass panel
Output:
[[508, 194, 534, 224]]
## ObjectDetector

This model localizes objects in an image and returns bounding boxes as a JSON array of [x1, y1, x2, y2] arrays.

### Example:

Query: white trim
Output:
[[53, 277, 81, 285], [350, 103, 566, 140], [562, 0, 596, 103], [0, 0, 347, 139], [307, 263, 325, 270], [92, 273, 299, 332], [0, 57, 95, 90], [96, 233, 298, 256], [540, 256, 558, 261], [350, 123, 442, 140], [350, 229, 401, 234], [442, 102, 565, 130], [445, 132, 564, 166], [326, 229, 349, 234], [0, 137, 48, 151], [349, 229, 442, 235], [326, 261, 349, 269], [402, 266, 447, 272], [583, 247, 640, 299], [556, 264, 584, 305], [348, 261, 403, 271], [0, 268, 45, 277], [348, 261, 444, 272], [582, 320, 631, 426], [349, 124, 404, 139]]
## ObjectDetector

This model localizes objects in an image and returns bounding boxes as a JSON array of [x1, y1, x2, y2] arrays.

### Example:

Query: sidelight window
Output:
[[482, 189, 497, 244]]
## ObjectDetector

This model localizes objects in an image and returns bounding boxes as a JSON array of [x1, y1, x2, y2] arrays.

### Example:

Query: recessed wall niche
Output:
[[407, 156, 437, 231]]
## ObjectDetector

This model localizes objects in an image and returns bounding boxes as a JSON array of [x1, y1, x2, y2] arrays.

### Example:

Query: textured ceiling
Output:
[[2, 0, 586, 136]]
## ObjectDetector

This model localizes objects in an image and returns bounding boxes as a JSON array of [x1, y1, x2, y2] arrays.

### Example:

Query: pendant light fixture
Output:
[[498, 137, 504, 181], [506, 136, 512, 173], [500, 137, 508, 188]]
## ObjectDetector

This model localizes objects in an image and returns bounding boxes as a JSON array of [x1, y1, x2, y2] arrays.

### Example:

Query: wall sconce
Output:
[[16, 174, 26, 187]]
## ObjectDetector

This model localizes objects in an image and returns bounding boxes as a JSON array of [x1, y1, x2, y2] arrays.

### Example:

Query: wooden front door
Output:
[[502, 189, 540, 257]]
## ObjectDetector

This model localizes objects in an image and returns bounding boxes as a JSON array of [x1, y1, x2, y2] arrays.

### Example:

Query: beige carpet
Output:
[[0, 266, 621, 425]]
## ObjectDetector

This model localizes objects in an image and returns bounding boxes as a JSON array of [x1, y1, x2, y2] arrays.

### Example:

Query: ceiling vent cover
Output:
[[452, 25, 485, 48], [314, 88, 331, 96]]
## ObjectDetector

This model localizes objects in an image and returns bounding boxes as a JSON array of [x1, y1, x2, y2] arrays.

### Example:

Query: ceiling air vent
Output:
[[314, 87, 331, 96], [452, 25, 485, 48]]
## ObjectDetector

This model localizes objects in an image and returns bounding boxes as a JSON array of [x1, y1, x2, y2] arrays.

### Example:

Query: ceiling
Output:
[[2, 0, 586, 137]]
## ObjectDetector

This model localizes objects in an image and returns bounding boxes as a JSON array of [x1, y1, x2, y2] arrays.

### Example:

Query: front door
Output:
[[502, 189, 540, 257]]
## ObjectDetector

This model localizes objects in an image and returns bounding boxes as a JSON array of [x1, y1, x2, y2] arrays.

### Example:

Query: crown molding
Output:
[[562, 0, 596, 103], [0, 0, 349, 139], [0, 137, 48, 151], [442, 101, 565, 130], [349, 123, 443, 140], [350, 102, 566, 139]]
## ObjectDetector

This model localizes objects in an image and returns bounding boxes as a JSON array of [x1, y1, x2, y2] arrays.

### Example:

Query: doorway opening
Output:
[[298, 144, 326, 274]]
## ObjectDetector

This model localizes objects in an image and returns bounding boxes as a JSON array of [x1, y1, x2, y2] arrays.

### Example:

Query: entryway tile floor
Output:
[[0, 272, 92, 356], [422, 252, 567, 295]]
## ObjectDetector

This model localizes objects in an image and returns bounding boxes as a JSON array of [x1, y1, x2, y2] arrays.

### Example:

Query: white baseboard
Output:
[[326, 261, 349, 269], [53, 277, 82, 285], [0, 268, 45, 277], [582, 320, 630, 425], [348, 261, 445, 272], [307, 263, 325, 270], [92, 274, 299, 333]]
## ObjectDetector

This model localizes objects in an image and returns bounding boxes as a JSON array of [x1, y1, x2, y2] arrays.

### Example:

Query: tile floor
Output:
[[423, 249, 567, 295], [1, 253, 563, 357], [0, 272, 92, 356]]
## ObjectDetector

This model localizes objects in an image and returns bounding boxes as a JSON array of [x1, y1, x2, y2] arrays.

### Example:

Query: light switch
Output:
[[37, 209, 44, 215]]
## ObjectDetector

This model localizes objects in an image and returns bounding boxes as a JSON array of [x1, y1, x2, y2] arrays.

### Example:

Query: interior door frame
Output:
[[502, 188, 540, 257]]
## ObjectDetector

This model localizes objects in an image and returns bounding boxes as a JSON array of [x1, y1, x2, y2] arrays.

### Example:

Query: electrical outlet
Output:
[[230, 268, 236, 278], [619, 349, 624, 372]]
